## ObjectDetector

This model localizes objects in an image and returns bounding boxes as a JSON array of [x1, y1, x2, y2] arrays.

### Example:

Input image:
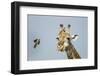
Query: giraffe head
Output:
[[56, 24, 79, 52]]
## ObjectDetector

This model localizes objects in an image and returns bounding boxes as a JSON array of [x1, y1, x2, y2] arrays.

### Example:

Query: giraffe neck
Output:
[[65, 42, 81, 59]]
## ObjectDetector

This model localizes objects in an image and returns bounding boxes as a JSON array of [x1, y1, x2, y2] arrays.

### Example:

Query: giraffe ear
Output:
[[56, 37, 59, 40], [71, 35, 79, 41]]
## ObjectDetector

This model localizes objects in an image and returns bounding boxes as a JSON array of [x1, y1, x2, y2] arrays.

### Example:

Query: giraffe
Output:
[[56, 24, 81, 59]]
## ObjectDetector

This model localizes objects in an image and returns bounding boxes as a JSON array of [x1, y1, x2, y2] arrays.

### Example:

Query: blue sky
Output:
[[27, 15, 88, 61]]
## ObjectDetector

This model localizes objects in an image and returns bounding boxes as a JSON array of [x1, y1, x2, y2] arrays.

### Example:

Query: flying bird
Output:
[[33, 38, 40, 48]]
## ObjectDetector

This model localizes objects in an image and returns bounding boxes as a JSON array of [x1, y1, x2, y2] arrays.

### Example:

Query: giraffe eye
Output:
[[67, 38, 70, 40]]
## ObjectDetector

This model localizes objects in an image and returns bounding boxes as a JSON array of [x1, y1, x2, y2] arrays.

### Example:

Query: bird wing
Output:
[[38, 39, 40, 45]]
